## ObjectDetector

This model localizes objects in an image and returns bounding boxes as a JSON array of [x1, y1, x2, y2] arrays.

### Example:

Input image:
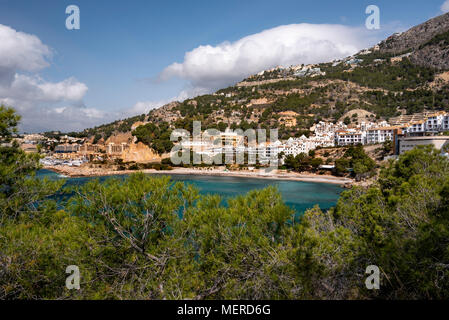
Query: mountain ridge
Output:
[[64, 13, 449, 150], [379, 12, 449, 70]]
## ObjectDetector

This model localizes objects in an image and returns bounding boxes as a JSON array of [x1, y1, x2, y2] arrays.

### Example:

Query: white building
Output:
[[405, 121, 426, 135], [308, 136, 335, 149], [313, 121, 347, 137], [443, 114, 449, 131], [281, 137, 311, 156], [335, 130, 365, 146], [366, 127, 396, 144], [391, 112, 449, 135], [425, 112, 447, 132]]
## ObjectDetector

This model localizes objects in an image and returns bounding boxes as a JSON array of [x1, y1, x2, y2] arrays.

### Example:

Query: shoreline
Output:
[[44, 165, 354, 186]]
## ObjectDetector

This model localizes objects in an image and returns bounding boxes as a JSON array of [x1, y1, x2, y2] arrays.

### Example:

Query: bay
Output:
[[37, 169, 343, 214]]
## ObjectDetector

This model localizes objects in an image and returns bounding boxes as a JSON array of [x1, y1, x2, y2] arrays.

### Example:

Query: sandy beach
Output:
[[44, 165, 354, 186]]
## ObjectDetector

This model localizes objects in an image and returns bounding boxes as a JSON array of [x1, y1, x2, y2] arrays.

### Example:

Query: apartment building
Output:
[[366, 127, 396, 144], [281, 137, 311, 156], [335, 130, 365, 146], [425, 112, 446, 132], [390, 112, 449, 135], [308, 136, 335, 148], [313, 121, 347, 137], [256, 141, 281, 165], [443, 114, 449, 131], [404, 121, 426, 135]]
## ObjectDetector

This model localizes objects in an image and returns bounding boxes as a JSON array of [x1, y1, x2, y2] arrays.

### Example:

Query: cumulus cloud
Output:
[[0, 24, 96, 132], [17, 105, 115, 133], [442, 0, 449, 13], [0, 24, 51, 84], [0, 89, 113, 133], [0, 74, 88, 103], [160, 23, 377, 92]]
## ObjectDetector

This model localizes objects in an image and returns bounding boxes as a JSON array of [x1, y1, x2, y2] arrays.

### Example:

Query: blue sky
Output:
[[0, 0, 448, 132]]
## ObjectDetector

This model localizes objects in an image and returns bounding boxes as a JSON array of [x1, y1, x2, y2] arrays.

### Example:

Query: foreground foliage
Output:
[[1, 106, 449, 299]]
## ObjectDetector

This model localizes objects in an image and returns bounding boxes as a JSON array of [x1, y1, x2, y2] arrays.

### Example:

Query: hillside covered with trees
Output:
[[66, 13, 449, 157], [2, 102, 449, 299]]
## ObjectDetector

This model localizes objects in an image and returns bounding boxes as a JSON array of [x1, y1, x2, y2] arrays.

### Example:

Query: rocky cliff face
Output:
[[122, 142, 165, 163], [412, 41, 449, 71], [380, 12, 449, 70]]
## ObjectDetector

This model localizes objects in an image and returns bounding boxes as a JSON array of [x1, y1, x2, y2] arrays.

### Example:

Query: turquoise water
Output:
[[37, 169, 343, 214]]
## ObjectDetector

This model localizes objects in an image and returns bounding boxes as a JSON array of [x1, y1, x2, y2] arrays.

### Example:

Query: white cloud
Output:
[[0, 74, 88, 103], [160, 23, 378, 92], [0, 24, 96, 132], [20, 105, 115, 133], [0, 91, 113, 133], [0, 24, 51, 85], [442, 0, 449, 13]]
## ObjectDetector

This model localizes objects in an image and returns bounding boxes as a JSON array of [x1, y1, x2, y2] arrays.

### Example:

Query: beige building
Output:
[[79, 143, 103, 154], [398, 136, 449, 154], [106, 142, 130, 157], [20, 143, 38, 153]]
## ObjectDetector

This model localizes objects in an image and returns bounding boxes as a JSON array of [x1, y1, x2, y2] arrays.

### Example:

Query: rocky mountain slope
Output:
[[379, 12, 449, 70], [73, 13, 449, 148]]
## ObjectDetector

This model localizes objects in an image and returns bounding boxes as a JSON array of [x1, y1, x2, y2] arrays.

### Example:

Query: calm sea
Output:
[[37, 169, 343, 214]]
